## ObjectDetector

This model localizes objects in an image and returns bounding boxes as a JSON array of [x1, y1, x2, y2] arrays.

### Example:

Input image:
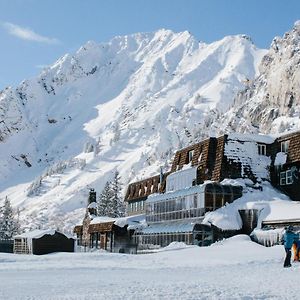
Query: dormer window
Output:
[[188, 150, 194, 163], [258, 144, 266, 156], [281, 140, 289, 153]]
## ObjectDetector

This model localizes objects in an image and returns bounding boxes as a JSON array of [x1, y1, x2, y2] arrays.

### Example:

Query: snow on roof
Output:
[[202, 180, 296, 231], [140, 220, 198, 234], [147, 183, 206, 203], [90, 216, 116, 225], [14, 229, 56, 239], [224, 137, 271, 180], [90, 214, 145, 228], [262, 200, 300, 223], [270, 128, 300, 140], [87, 202, 97, 209], [227, 133, 275, 144], [114, 214, 145, 228]]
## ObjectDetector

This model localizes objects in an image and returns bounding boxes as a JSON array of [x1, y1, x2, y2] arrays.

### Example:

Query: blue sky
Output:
[[0, 0, 299, 89]]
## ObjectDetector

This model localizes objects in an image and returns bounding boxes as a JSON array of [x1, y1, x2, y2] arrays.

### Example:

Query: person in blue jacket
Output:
[[282, 226, 299, 268]]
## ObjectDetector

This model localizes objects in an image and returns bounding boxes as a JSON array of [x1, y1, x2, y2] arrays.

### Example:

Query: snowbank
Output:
[[1, 234, 294, 300], [158, 241, 191, 252]]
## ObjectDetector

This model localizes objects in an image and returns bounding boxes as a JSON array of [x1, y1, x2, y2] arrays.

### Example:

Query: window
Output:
[[280, 170, 293, 185], [258, 144, 266, 156], [280, 172, 285, 185], [188, 150, 194, 163], [281, 140, 289, 153], [286, 170, 293, 184]]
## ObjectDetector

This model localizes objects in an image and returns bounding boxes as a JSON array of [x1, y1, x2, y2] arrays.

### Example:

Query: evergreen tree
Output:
[[110, 123, 121, 146], [0, 197, 19, 239], [110, 171, 125, 218], [97, 181, 113, 216], [97, 171, 125, 218]]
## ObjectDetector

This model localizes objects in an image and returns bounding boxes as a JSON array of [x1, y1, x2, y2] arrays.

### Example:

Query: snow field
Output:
[[0, 235, 299, 299]]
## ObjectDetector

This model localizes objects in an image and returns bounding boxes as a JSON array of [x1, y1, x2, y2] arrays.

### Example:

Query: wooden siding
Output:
[[281, 132, 300, 163], [125, 131, 300, 206], [88, 221, 115, 233], [269, 131, 300, 200], [170, 138, 211, 172], [73, 225, 83, 234], [211, 136, 226, 181], [125, 172, 170, 202]]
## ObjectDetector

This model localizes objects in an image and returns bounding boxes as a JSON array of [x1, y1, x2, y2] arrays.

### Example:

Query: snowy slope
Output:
[[0, 29, 266, 231]]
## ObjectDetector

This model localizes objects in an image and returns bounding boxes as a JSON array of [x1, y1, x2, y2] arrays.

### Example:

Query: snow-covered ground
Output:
[[0, 235, 298, 300]]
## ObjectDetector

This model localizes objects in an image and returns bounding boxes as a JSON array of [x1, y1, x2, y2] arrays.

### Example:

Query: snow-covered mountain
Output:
[[214, 21, 300, 134], [0, 29, 266, 231]]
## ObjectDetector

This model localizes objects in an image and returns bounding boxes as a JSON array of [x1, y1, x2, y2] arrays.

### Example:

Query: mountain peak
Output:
[[0, 29, 264, 230]]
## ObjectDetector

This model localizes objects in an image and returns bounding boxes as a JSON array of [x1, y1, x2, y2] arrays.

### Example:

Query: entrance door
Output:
[[100, 234, 106, 249]]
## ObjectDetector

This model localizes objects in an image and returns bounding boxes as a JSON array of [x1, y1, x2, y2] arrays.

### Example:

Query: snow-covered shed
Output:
[[13, 230, 75, 255], [0, 239, 14, 253], [251, 200, 300, 246]]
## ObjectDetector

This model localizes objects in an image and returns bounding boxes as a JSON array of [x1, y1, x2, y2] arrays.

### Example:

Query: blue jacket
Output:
[[283, 231, 298, 249]]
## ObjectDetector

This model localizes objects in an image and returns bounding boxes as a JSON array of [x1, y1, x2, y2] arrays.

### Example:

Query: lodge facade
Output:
[[74, 130, 300, 251]]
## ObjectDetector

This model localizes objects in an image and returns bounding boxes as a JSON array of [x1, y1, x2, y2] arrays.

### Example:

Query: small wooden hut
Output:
[[13, 230, 75, 255]]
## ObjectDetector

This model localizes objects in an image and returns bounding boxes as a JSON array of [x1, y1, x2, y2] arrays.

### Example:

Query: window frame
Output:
[[280, 170, 293, 185], [281, 140, 290, 153], [286, 170, 293, 185], [188, 150, 194, 163], [258, 144, 267, 156]]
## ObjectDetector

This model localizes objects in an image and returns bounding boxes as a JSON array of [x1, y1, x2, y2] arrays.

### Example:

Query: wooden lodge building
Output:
[[124, 131, 300, 249], [74, 189, 142, 254], [75, 130, 300, 251]]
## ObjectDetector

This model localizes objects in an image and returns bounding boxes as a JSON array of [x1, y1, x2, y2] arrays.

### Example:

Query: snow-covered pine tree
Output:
[[110, 171, 125, 218], [97, 171, 125, 218], [110, 123, 121, 146], [93, 137, 102, 157], [0, 197, 19, 239], [97, 181, 113, 216]]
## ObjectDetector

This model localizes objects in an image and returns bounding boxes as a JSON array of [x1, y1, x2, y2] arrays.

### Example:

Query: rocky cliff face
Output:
[[214, 21, 300, 134]]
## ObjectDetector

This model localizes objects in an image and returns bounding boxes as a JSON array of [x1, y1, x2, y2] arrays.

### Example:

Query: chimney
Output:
[[87, 188, 97, 216], [159, 166, 163, 189], [88, 188, 96, 204]]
